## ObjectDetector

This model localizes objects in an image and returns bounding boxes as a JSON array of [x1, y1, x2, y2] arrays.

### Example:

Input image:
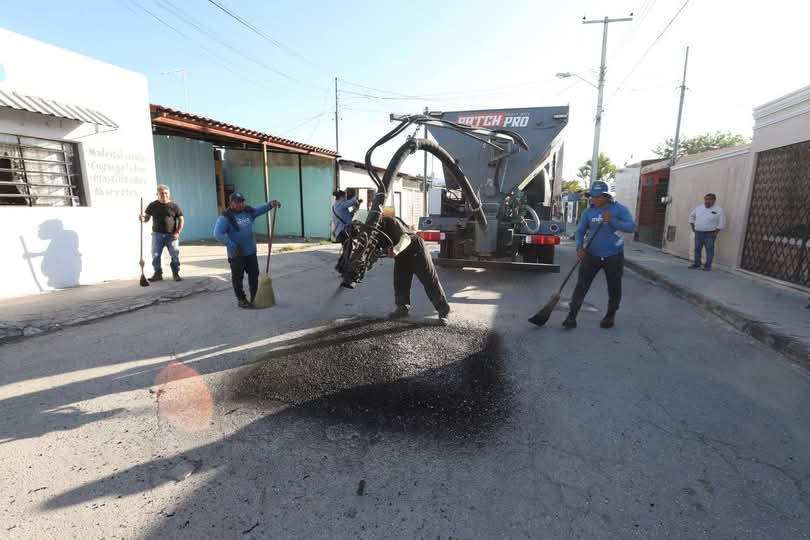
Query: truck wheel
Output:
[[537, 246, 555, 264], [522, 245, 538, 263], [439, 238, 454, 259]]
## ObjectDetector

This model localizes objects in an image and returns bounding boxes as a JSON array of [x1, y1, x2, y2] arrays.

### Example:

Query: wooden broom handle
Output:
[[265, 206, 278, 274]]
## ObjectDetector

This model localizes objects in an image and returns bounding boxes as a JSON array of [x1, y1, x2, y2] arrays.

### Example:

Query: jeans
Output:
[[228, 254, 259, 302], [569, 252, 624, 316], [151, 233, 180, 274], [694, 231, 717, 268]]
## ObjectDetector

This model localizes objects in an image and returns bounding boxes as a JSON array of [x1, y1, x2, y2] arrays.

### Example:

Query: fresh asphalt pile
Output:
[[234, 318, 513, 436]]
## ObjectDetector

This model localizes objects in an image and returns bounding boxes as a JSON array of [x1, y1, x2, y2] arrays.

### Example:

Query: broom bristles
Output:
[[528, 292, 560, 327], [253, 274, 276, 308], [140, 273, 150, 287]]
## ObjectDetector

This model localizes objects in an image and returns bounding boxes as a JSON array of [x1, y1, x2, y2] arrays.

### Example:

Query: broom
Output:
[[139, 197, 149, 287], [528, 221, 603, 327], [253, 205, 278, 308]]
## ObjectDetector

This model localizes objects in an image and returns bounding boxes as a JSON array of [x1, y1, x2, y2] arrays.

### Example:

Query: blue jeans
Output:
[[151, 233, 180, 274], [694, 231, 716, 268]]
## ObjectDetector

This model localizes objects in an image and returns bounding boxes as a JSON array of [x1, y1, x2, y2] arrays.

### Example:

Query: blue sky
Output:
[[4, 0, 809, 179]]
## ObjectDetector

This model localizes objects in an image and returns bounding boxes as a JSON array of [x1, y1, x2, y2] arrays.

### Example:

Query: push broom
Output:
[[139, 197, 149, 287], [528, 221, 603, 327], [253, 205, 278, 308]]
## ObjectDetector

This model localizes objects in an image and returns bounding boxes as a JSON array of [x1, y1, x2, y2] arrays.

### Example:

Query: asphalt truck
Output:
[[336, 107, 569, 287]]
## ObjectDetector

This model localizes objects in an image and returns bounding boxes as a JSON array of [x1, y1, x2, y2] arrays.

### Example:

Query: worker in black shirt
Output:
[[139, 184, 184, 281], [379, 216, 450, 325]]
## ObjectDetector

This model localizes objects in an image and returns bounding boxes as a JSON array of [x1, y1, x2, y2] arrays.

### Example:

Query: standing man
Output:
[[563, 181, 636, 329], [689, 193, 726, 271], [331, 189, 361, 243], [214, 192, 281, 308], [139, 184, 184, 281], [378, 215, 450, 325]]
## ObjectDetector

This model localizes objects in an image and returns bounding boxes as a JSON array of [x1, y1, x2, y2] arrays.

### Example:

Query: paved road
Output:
[[1, 244, 809, 539]]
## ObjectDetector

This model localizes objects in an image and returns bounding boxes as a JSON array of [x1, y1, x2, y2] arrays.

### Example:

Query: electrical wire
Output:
[[611, 0, 692, 98]]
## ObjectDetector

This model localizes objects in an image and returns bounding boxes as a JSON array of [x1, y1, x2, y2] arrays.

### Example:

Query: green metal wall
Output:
[[152, 135, 218, 241], [223, 150, 333, 238]]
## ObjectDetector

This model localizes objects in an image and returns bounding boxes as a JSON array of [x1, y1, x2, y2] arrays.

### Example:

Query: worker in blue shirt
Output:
[[214, 192, 281, 308], [564, 181, 636, 329]]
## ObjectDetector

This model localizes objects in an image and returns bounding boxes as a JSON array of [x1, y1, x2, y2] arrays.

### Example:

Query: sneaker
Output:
[[389, 306, 409, 319], [600, 312, 615, 329], [148, 272, 163, 281], [172, 273, 182, 282], [237, 298, 251, 309], [562, 314, 577, 329], [688, 264, 700, 269], [438, 316, 449, 326]]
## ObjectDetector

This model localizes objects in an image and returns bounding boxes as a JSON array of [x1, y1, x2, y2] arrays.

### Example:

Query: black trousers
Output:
[[394, 236, 450, 314], [228, 254, 259, 301], [569, 252, 624, 316]]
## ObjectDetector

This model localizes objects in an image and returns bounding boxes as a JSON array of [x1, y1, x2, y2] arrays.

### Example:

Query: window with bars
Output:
[[0, 133, 85, 207]]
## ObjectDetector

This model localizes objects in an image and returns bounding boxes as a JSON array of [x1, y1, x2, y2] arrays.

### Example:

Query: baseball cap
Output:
[[229, 192, 245, 202], [587, 181, 610, 197]]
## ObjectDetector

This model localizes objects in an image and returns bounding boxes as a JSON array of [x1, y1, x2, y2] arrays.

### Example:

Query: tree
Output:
[[653, 131, 749, 160], [561, 179, 583, 193], [576, 152, 617, 185]]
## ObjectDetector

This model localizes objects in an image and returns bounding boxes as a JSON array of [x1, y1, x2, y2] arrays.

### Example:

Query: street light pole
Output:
[[582, 15, 632, 188]]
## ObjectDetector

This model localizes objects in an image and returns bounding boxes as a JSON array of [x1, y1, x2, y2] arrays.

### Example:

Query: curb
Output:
[[625, 258, 810, 370], [0, 276, 230, 346]]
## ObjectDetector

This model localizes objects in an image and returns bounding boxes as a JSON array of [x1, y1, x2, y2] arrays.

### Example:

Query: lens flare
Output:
[[153, 362, 213, 432]]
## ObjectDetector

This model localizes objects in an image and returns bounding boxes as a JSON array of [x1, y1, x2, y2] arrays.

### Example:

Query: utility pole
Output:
[[671, 46, 690, 166], [582, 15, 632, 188], [334, 76, 340, 190], [423, 106, 429, 217], [161, 69, 189, 111]]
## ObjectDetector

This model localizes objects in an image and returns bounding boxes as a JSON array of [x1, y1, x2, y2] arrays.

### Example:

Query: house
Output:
[[0, 29, 157, 299], [660, 84, 810, 288], [337, 159, 425, 229], [150, 105, 337, 241]]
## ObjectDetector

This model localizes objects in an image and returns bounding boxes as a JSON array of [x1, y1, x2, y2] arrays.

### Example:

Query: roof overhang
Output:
[[0, 89, 118, 128], [150, 104, 337, 159]]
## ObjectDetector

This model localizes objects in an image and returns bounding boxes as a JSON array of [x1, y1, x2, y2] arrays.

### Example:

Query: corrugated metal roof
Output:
[[150, 104, 338, 158], [0, 89, 118, 128]]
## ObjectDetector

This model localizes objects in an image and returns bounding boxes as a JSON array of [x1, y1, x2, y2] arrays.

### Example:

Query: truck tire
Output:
[[537, 245, 555, 264], [439, 238, 454, 259], [522, 245, 538, 263]]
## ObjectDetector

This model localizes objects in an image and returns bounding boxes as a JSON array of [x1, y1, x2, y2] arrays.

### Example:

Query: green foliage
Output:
[[653, 131, 749, 159]]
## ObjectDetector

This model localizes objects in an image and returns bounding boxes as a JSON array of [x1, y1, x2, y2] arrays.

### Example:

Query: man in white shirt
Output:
[[688, 193, 726, 271]]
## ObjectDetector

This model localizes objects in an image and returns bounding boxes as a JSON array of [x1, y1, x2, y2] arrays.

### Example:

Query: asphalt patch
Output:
[[234, 318, 512, 436]]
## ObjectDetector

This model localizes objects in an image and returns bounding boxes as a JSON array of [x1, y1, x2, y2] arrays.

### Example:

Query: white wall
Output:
[[338, 165, 423, 228], [0, 29, 156, 298], [613, 166, 640, 241]]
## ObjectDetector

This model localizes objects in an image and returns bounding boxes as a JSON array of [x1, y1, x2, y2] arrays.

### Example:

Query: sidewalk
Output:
[[0, 239, 338, 344], [623, 241, 810, 368]]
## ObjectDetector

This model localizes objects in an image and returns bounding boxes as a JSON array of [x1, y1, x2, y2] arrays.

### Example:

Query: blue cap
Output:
[[229, 192, 245, 202], [587, 181, 610, 197]]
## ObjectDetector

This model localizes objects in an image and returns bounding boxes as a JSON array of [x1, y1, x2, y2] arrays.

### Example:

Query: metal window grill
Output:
[[0, 132, 84, 207], [741, 140, 810, 287]]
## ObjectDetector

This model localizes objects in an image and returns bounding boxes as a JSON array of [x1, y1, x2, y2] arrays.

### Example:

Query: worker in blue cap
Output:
[[564, 181, 636, 329]]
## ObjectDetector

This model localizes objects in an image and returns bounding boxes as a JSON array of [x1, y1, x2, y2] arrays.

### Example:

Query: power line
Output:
[[611, 0, 691, 98], [205, 0, 323, 70]]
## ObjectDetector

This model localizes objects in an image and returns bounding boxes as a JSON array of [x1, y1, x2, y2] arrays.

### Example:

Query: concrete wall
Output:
[[750, 85, 810, 153], [223, 150, 333, 238], [663, 147, 752, 267], [152, 135, 218, 241], [613, 166, 640, 242], [0, 29, 156, 299]]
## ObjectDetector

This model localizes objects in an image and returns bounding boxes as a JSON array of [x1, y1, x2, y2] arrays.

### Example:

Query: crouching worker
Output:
[[379, 216, 451, 326], [214, 192, 281, 308]]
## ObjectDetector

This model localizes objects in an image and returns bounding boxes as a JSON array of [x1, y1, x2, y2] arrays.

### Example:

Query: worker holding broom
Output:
[[214, 192, 281, 309], [563, 181, 636, 329]]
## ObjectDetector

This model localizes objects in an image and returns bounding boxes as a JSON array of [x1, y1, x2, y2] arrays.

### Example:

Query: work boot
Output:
[[237, 298, 251, 309], [600, 312, 616, 329], [172, 272, 182, 282], [438, 307, 450, 326], [148, 272, 163, 282], [389, 305, 409, 319], [562, 314, 577, 329], [702, 266, 712, 271]]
